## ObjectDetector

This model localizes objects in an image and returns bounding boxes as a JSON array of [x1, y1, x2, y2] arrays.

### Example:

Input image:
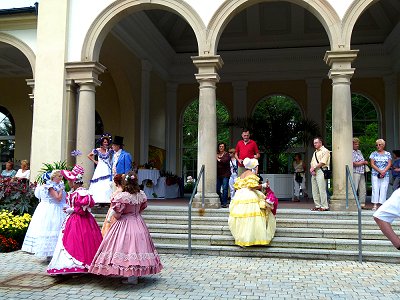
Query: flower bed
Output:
[[0, 176, 38, 215], [0, 210, 31, 252]]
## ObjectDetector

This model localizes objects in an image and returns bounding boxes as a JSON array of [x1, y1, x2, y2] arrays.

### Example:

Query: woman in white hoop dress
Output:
[[87, 134, 113, 205]]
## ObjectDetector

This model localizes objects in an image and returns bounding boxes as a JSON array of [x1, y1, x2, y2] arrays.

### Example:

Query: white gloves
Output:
[[107, 209, 116, 222]]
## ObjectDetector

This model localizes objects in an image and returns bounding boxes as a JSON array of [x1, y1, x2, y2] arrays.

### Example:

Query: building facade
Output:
[[0, 0, 399, 210]]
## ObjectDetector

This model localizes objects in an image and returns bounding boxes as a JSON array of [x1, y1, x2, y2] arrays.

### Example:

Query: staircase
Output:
[[93, 206, 400, 263]]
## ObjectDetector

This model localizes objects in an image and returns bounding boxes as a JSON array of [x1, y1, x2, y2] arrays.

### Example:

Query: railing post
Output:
[[188, 165, 205, 256]]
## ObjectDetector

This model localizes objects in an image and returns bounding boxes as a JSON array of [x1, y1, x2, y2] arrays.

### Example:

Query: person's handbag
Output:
[[364, 165, 370, 173], [295, 172, 303, 183], [314, 151, 331, 179], [322, 169, 332, 179]]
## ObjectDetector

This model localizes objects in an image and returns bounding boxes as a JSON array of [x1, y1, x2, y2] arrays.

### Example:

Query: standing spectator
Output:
[[15, 159, 30, 180], [391, 150, 400, 191], [1, 161, 16, 178], [309, 137, 330, 211], [352, 138, 369, 209], [216, 142, 231, 208], [370, 139, 392, 210], [228, 148, 238, 200], [235, 129, 260, 176], [292, 153, 308, 202]]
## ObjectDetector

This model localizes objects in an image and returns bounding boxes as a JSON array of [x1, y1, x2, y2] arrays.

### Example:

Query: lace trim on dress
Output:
[[112, 191, 147, 205], [97, 250, 159, 262]]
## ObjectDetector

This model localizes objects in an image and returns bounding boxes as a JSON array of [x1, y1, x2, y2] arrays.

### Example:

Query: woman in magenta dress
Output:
[[89, 171, 162, 284], [47, 169, 102, 275]]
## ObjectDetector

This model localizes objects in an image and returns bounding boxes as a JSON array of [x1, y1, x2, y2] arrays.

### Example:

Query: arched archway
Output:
[[206, 0, 341, 55], [325, 93, 380, 153], [251, 94, 307, 173], [0, 32, 35, 74], [181, 99, 230, 179], [81, 0, 206, 61]]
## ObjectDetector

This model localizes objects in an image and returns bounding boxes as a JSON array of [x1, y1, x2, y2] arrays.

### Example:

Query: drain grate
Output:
[[0, 273, 70, 290]]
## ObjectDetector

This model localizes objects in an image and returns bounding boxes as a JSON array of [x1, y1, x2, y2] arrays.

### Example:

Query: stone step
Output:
[[149, 233, 397, 252], [146, 223, 389, 240], [92, 206, 378, 221], [154, 243, 400, 263], [94, 213, 399, 231]]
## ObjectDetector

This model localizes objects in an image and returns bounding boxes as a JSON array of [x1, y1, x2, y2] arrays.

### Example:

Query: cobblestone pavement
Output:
[[1, 251, 400, 299]]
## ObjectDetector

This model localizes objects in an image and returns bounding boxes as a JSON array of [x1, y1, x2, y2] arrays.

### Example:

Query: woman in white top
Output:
[[15, 159, 30, 180], [292, 153, 308, 202]]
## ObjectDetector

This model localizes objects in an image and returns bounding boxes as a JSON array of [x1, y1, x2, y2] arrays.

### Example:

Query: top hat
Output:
[[113, 135, 124, 146], [243, 158, 259, 170]]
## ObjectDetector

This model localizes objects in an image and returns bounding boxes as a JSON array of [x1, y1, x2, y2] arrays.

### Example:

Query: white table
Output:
[[143, 176, 180, 199], [138, 169, 160, 185]]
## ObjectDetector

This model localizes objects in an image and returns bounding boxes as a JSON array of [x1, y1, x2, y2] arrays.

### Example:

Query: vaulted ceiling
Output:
[[0, 0, 399, 78]]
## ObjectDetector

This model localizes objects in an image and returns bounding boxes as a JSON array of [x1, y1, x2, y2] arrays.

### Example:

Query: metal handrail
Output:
[[188, 165, 205, 256], [345, 165, 363, 263]]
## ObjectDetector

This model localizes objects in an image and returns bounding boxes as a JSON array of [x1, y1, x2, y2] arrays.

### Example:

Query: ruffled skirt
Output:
[[21, 200, 66, 258], [47, 212, 103, 275], [228, 188, 276, 247], [89, 213, 163, 277]]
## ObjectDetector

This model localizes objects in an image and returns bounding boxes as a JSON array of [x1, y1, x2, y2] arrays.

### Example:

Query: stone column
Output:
[[66, 62, 106, 186], [232, 81, 248, 143], [165, 82, 178, 174], [384, 75, 398, 150], [30, 0, 69, 180], [65, 80, 77, 167], [191, 55, 223, 208], [324, 50, 358, 211], [140, 60, 152, 165]]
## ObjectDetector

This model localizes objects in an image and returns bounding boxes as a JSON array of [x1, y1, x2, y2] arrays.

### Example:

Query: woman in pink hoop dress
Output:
[[89, 171, 162, 284], [47, 171, 102, 275]]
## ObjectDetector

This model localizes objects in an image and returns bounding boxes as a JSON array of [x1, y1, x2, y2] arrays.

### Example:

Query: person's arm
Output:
[[382, 159, 392, 176], [370, 158, 379, 173], [87, 149, 98, 165], [49, 187, 64, 202], [254, 143, 260, 159]]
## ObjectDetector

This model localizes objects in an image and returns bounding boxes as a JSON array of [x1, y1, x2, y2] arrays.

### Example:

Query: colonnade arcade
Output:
[[1, 0, 399, 211]]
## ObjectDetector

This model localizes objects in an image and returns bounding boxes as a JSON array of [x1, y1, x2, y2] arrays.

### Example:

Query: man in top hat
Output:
[[111, 135, 132, 175]]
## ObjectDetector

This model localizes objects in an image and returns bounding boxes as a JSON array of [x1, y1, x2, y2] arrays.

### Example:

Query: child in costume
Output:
[[101, 174, 124, 237]]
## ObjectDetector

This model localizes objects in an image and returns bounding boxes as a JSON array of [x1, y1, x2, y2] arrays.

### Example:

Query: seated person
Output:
[[1, 161, 16, 178], [15, 160, 30, 180]]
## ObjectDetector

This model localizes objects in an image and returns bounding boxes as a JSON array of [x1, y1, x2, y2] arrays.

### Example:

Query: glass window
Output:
[[181, 99, 230, 179], [0, 106, 15, 169]]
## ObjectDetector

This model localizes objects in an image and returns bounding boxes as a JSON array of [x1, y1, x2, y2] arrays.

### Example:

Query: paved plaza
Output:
[[0, 251, 400, 299]]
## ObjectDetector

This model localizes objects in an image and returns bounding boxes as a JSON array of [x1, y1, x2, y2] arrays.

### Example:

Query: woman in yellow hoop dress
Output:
[[228, 158, 276, 247]]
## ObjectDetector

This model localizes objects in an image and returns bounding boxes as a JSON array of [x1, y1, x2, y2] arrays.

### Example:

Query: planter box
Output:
[[259, 174, 293, 199]]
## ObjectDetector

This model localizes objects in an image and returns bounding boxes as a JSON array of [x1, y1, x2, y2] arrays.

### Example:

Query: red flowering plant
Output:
[[0, 234, 19, 252], [0, 176, 38, 215], [0, 210, 32, 251]]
